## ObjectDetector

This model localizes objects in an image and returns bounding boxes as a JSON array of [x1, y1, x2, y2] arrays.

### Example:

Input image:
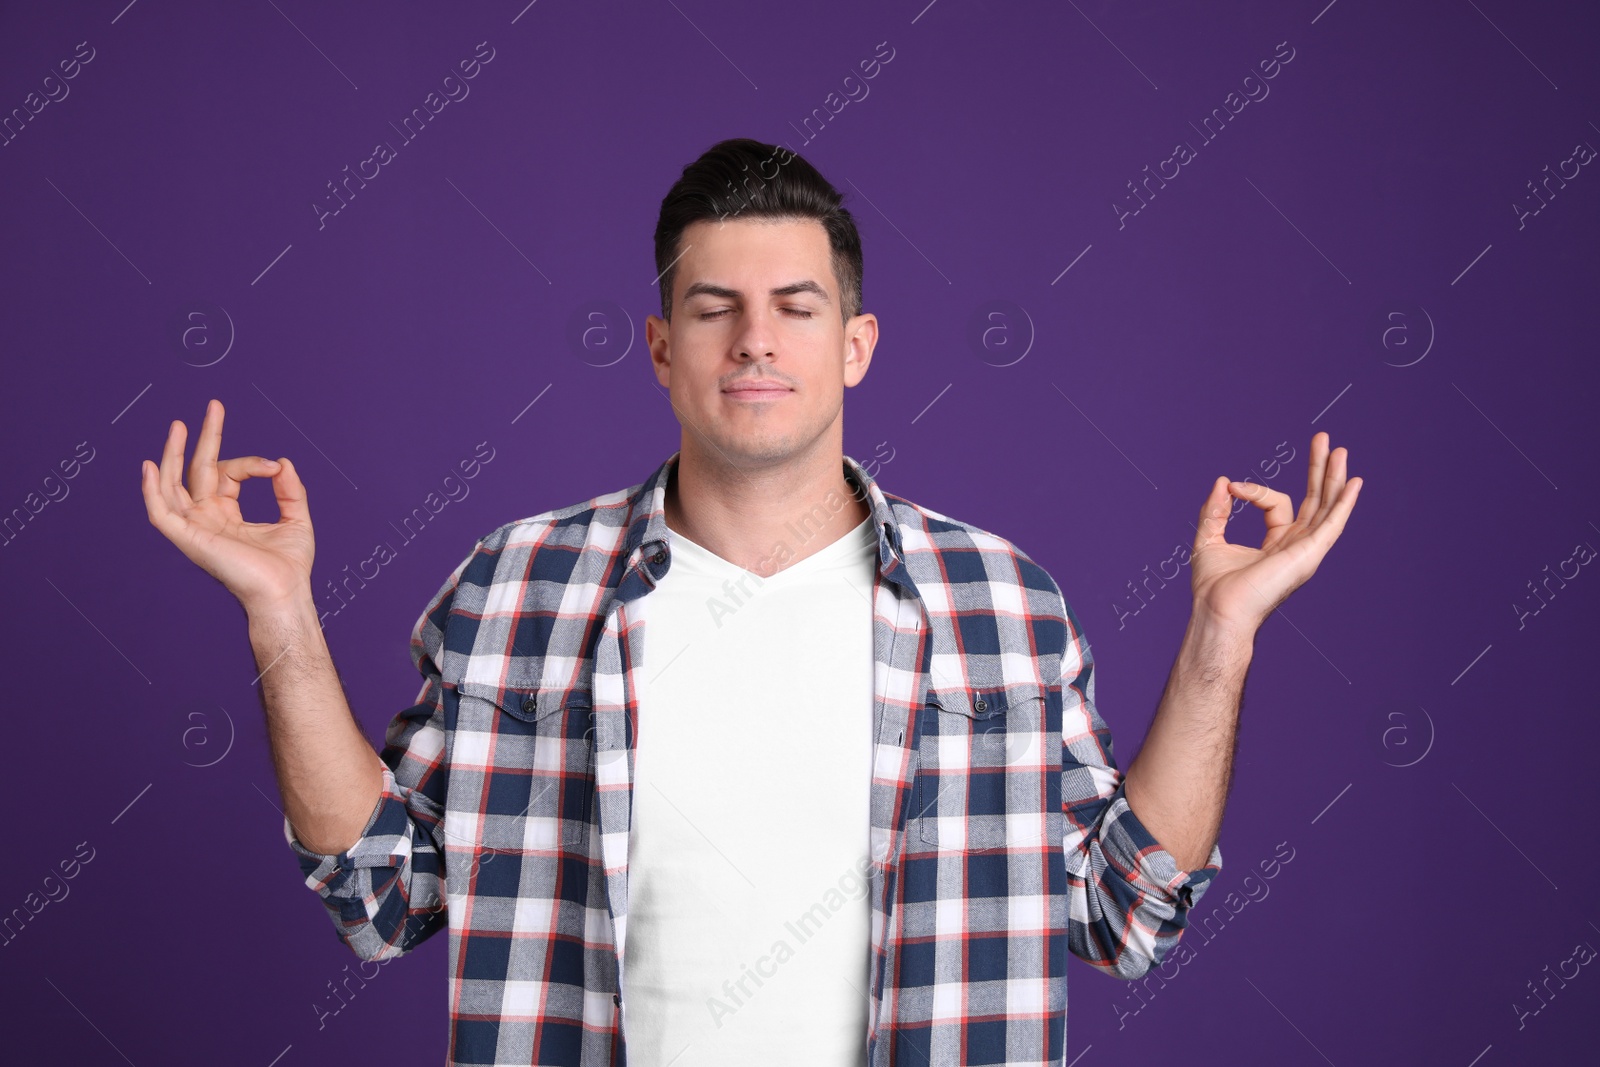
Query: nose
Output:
[[732, 314, 777, 363]]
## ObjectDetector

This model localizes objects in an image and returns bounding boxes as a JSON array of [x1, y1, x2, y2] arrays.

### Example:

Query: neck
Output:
[[663, 438, 870, 577]]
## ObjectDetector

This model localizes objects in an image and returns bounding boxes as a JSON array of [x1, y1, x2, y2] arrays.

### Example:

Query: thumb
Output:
[[1193, 476, 1230, 553]]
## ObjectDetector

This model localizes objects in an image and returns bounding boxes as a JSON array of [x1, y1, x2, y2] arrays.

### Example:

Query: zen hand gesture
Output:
[[140, 398, 315, 611], [1189, 432, 1363, 631]]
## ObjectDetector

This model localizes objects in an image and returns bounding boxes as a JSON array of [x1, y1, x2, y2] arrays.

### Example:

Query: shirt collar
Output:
[[623, 450, 905, 582]]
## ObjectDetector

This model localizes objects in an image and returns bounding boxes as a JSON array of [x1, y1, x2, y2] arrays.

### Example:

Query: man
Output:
[[140, 137, 1361, 1066]]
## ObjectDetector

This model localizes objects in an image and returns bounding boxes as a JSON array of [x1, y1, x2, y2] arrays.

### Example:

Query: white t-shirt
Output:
[[622, 513, 877, 1065]]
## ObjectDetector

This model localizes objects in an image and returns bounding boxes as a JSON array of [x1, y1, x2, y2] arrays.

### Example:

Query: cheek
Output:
[[665, 354, 712, 395]]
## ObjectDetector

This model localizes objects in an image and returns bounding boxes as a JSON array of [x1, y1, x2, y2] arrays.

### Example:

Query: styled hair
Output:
[[653, 137, 864, 324]]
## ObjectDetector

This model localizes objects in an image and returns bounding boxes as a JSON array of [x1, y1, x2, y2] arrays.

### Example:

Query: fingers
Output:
[[1298, 432, 1328, 524], [270, 455, 310, 524], [1310, 474, 1363, 548], [188, 399, 225, 501], [1311, 444, 1349, 530], [157, 418, 195, 513], [214, 455, 282, 501], [1229, 481, 1295, 530], [140, 456, 183, 536]]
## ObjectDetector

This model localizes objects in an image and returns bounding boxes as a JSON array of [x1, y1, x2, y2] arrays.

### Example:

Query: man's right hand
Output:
[[140, 397, 315, 612]]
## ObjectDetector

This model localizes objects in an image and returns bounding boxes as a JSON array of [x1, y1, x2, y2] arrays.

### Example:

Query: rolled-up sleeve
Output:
[[283, 542, 478, 961], [1058, 608, 1222, 980]]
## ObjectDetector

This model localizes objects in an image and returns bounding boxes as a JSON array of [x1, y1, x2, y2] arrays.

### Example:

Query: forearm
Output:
[[248, 590, 385, 856], [1122, 608, 1255, 870]]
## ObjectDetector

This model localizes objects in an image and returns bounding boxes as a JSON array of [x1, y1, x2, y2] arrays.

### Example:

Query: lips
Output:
[[722, 381, 791, 394]]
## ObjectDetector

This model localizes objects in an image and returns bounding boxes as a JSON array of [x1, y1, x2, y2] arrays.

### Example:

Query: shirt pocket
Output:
[[452, 680, 593, 852], [915, 682, 1049, 851]]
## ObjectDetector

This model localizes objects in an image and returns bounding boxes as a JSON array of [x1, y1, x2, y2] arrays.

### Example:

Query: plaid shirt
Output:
[[284, 449, 1223, 1066]]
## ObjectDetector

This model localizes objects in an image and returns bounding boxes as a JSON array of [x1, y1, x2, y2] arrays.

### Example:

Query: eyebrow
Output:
[[680, 280, 833, 307]]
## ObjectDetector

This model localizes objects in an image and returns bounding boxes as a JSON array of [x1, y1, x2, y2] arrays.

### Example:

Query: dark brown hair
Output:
[[653, 137, 864, 324]]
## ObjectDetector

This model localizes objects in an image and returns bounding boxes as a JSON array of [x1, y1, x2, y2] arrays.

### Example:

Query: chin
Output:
[[708, 434, 799, 467]]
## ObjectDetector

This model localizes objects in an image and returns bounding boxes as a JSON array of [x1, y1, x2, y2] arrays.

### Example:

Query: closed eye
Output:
[[698, 308, 815, 320]]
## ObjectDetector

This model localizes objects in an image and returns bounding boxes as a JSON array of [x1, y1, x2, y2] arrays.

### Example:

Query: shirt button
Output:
[[522, 697, 537, 714], [974, 698, 989, 713], [652, 551, 666, 564]]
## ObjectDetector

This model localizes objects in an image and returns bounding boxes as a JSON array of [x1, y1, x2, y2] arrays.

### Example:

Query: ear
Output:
[[646, 314, 671, 388], [843, 312, 877, 388]]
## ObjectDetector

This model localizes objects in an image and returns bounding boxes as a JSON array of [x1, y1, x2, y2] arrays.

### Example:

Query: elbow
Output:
[[337, 893, 447, 963], [1112, 948, 1155, 982], [347, 932, 411, 964], [338, 909, 442, 963], [336, 931, 405, 964], [1097, 935, 1167, 982], [1092, 929, 1185, 984]]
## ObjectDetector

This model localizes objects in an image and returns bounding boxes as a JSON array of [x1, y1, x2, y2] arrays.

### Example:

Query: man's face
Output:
[[647, 216, 876, 469]]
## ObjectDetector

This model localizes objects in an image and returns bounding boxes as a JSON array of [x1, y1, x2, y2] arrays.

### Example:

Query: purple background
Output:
[[3, 0, 1596, 1063]]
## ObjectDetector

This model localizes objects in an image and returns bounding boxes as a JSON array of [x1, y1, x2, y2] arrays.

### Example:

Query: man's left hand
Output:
[[1189, 431, 1363, 632]]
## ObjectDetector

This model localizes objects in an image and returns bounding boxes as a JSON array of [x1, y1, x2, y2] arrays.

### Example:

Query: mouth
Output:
[[722, 382, 793, 398]]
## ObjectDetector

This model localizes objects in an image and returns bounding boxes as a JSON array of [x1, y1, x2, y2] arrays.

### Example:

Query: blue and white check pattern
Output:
[[284, 449, 1222, 1065]]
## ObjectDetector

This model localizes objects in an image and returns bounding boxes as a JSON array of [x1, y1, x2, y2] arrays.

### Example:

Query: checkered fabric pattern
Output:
[[284, 449, 1222, 1065]]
